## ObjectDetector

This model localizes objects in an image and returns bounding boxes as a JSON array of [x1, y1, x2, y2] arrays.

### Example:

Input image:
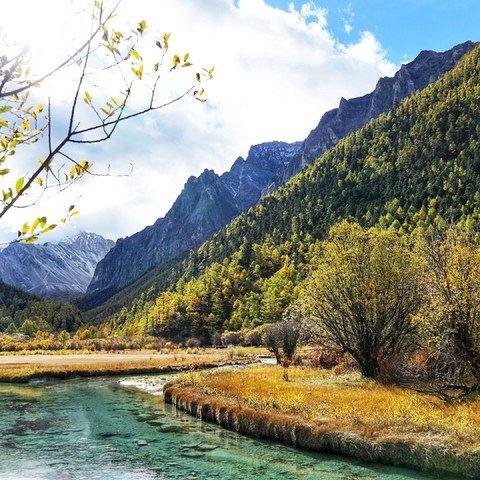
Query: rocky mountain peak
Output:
[[0, 232, 114, 300], [263, 40, 478, 194]]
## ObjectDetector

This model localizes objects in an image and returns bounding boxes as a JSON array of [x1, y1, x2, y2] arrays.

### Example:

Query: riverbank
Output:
[[164, 365, 480, 479], [0, 351, 253, 383]]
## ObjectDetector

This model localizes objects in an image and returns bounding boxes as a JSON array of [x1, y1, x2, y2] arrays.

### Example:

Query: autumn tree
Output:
[[415, 229, 480, 396], [0, 0, 212, 242], [300, 221, 422, 379]]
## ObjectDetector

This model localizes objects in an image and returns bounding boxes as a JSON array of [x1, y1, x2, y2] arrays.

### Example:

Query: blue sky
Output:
[[266, 0, 479, 63]]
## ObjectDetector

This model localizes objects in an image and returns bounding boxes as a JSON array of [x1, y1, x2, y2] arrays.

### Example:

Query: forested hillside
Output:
[[105, 45, 480, 342], [0, 281, 83, 334]]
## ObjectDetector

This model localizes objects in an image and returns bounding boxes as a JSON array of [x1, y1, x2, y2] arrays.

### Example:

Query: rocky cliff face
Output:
[[85, 41, 476, 305], [0, 232, 114, 300], [263, 41, 477, 193], [86, 141, 301, 296]]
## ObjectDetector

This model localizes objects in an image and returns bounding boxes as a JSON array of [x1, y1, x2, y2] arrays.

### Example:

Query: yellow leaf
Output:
[[15, 177, 24, 194]]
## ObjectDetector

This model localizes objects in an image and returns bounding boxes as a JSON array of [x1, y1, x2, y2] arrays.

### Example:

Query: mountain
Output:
[[84, 41, 476, 311], [0, 232, 114, 300], [263, 40, 477, 193], [104, 43, 480, 339], [86, 141, 301, 299]]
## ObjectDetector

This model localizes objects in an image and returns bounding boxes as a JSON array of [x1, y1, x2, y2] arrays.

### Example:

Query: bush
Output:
[[186, 337, 202, 348], [244, 329, 262, 347], [222, 331, 243, 346]]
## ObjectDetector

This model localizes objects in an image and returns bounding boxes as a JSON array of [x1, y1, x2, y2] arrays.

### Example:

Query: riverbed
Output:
[[0, 373, 458, 479]]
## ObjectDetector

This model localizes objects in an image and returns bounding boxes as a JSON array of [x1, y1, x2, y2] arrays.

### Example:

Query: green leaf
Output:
[[15, 177, 24, 194], [183, 53, 189, 62], [0, 168, 9, 176], [21, 222, 29, 235], [182, 62, 193, 68], [84, 91, 92, 105], [0, 117, 9, 128], [0, 106, 12, 114]]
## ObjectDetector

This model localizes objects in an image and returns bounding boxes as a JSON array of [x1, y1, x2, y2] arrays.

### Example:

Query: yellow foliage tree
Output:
[[300, 221, 422, 378]]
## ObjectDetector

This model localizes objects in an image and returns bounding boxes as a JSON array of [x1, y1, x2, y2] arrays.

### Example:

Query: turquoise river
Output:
[[0, 373, 461, 480]]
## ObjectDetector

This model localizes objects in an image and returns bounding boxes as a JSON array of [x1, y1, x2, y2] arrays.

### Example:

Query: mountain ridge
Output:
[[0, 231, 114, 300], [86, 141, 301, 298], [263, 40, 478, 193], [83, 41, 477, 310], [104, 43, 480, 339]]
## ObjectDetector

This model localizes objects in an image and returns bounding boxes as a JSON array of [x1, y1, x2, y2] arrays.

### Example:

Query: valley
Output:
[[0, 2, 479, 478]]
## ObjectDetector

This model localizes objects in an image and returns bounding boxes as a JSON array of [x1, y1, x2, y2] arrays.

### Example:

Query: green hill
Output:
[[0, 281, 83, 334], [100, 44, 480, 341]]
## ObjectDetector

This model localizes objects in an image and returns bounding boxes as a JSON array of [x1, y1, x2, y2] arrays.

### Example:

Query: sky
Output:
[[0, 0, 478, 244]]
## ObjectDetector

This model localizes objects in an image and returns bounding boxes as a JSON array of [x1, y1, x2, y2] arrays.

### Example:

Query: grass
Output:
[[0, 350, 251, 382], [177, 365, 480, 451]]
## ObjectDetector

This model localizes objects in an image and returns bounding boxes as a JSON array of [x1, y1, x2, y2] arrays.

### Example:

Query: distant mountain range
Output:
[[0, 232, 113, 300], [83, 41, 477, 308]]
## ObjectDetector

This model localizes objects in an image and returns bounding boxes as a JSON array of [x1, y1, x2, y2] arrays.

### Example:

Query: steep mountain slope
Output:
[[0, 232, 114, 300], [84, 42, 476, 309], [86, 141, 301, 299], [104, 44, 480, 339], [263, 40, 477, 193]]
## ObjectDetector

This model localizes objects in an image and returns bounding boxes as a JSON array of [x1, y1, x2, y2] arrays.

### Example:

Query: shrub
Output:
[[186, 337, 202, 348]]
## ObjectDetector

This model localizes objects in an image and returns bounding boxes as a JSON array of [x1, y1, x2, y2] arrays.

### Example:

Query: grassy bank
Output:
[[164, 365, 480, 478], [0, 351, 252, 383]]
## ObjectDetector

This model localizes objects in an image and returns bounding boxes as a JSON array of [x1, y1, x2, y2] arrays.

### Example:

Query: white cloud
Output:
[[0, 0, 396, 244], [341, 2, 355, 34]]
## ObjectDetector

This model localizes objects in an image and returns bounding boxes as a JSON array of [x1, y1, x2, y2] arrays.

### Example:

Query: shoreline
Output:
[[0, 355, 254, 383], [164, 382, 479, 479]]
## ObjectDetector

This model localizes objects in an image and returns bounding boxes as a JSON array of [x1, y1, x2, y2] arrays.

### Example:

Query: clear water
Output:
[[0, 375, 458, 480]]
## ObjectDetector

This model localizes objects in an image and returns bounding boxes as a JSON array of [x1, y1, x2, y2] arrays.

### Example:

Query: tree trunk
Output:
[[360, 357, 379, 378]]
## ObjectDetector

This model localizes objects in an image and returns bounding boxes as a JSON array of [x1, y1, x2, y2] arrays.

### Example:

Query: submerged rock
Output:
[[180, 451, 204, 459], [197, 444, 218, 452]]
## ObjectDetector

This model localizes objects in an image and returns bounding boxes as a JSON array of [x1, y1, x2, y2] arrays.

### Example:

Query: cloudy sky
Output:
[[0, 0, 478, 244]]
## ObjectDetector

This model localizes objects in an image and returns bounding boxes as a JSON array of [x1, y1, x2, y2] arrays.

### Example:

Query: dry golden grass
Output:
[[0, 351, 248, 382], [178, 365, 480, 450]]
